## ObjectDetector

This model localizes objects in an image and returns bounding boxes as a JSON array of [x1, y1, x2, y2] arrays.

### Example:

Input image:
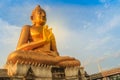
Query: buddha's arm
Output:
[[16, 25, 30, 49], [16, 40, 47, 50], [16, 25, 47, 50], [51, 34, 59, 56]]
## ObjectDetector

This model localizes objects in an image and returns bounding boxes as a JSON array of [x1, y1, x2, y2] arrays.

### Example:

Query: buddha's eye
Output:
[[38, 11, 41, 14]]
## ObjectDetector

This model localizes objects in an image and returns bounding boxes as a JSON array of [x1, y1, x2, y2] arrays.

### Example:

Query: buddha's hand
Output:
[[43, 25, 52, 42]]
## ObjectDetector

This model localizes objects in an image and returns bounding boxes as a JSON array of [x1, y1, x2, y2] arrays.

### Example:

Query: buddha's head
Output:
[[31, 5, 46, 26]]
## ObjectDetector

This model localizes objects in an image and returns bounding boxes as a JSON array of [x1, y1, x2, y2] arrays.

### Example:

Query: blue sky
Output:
[[0, 0, 120, 74]]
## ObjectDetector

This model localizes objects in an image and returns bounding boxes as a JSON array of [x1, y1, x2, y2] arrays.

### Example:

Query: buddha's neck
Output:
[[33, 23, 44, 28], [34, 23, 42, 26]]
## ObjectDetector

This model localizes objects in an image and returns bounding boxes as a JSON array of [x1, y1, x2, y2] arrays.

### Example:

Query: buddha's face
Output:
[[33, 9, 46, 25]]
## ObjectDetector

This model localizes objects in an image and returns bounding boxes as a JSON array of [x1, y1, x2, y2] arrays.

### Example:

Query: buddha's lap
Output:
[[7, 50, 80, 66]]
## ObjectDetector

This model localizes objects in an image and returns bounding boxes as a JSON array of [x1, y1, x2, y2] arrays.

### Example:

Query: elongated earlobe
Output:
[[30, 16, 33, 20]]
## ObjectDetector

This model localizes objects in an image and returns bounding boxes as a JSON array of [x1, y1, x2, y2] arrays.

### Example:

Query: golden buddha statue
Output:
[[5, 5, 80, 77]]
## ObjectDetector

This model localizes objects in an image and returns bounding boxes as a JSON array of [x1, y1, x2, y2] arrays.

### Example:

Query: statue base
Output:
[[4, 63, 87, 80]]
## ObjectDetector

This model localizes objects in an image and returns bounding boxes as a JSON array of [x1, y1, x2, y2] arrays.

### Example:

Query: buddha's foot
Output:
[[56, 59, 80, 67]]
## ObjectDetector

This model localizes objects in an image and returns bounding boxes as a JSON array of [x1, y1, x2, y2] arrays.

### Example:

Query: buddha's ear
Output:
[[30, 16, 33, 20]]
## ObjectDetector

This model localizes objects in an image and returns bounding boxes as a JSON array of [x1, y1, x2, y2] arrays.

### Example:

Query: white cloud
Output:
[[83, 36, 111, 51], [0, 19, 20, 44], [0, 18, 20, 67], [113, 51, 120, 58], [96, 15, 120, 34]]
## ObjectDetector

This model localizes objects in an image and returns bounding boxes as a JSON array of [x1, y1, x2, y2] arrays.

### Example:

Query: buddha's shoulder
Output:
[[22, 25, 32, 30]]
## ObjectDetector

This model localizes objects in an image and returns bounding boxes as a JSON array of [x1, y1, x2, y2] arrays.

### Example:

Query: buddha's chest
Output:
[[30, 27, 43, 41]]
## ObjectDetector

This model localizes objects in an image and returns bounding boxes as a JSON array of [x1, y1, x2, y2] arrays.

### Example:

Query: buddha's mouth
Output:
[[40, 19, 46, 23], [42, 17, 46, 21]]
